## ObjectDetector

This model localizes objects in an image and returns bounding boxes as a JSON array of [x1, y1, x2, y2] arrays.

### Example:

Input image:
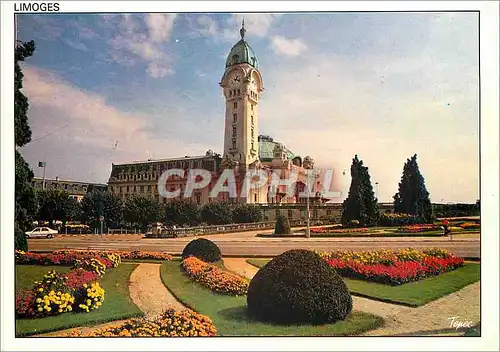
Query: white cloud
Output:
[[189, 14, 281, 42], [20, 66, 212, 182], [146, 14, 177, 43], [270, 35, 308, 57], [108, 14, 177, 78]]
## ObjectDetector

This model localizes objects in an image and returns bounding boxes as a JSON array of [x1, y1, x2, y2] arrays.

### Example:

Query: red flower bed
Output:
[[16, 251, 115, 269], [65, 269, 100, 290], [327, 255, 464, 285], [396, 224, 442, 233], [15, 290, 38, 318]]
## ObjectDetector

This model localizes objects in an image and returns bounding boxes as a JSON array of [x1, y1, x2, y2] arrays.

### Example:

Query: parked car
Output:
[[25, 227, 58, 239]]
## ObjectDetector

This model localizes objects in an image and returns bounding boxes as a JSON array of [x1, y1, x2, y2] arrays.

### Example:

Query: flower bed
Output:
[[15, 251, 117, 318], [458, 222, 480, 230], [396, 224, 442, 233], [54, 249, 173, 261], [181, 256, 248, 296], [64, 308, 217, 337], [310, 227, 370, 234], [322, 248, 464, 285]]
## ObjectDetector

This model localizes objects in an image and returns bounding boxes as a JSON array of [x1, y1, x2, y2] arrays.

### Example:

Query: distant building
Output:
[[32, 177, 107, 202]]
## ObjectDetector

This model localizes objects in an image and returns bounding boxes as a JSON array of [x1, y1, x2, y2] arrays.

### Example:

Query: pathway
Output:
[[128, 263, 185, 318], [224, 258, 480, 336]]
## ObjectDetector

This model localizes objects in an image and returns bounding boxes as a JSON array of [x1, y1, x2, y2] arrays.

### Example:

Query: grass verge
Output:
[[16, 263, 143, 337], [160, 260, 384, 336], [246, 259, 480, 307], [16, 265, 71, 293]]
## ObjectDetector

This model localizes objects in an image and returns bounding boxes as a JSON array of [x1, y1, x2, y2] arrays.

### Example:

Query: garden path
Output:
[[224, 258, 480, 336], [129, 263, 185, 318]]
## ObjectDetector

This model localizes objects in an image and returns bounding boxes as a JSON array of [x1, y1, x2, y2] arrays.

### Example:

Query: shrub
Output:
[[247, 249, 352, 324], [378, 213, 424, 226], [232, 204, 263, 223], [274, 215, 291, 235], [182, 256, 248, 295], [181, 238, 221, 263]]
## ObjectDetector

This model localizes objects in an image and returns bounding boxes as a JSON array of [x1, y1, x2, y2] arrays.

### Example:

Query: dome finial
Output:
[[240, 18, 246, 39]]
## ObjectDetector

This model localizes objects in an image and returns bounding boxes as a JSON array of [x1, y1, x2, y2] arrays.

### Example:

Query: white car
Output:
[[25, 227, 58, 239]]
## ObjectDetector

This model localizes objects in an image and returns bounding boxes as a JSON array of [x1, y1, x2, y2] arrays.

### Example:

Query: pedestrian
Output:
[[442, 219, 452, 239]]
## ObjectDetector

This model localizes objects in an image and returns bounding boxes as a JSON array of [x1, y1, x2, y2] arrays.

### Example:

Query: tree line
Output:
[[32, 190, 263, 232]]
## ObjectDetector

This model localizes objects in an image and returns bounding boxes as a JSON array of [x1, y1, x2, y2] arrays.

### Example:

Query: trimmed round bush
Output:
[[181, 238, 221, 263], [247, 249, 352, 325], [274, 215, 291, 235]]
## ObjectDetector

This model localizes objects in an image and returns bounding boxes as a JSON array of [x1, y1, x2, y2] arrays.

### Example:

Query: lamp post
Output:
[[38, 161, 47, 190], [306, 185, 311, 238], [375, 182, 379, 200]]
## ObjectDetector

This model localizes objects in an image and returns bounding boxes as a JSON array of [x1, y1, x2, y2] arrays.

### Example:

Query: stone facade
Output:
[[32, 177, 107, 202]]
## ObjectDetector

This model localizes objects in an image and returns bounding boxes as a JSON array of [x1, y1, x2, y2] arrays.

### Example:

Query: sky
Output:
[[17, 12, 479, 203]]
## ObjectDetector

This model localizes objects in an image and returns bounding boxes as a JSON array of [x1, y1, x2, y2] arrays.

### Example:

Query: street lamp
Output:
[[375, 182, 379, 200], [38, 161, 47, 190]]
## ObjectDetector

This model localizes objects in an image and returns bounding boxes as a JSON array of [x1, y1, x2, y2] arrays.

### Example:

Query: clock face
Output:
[[230, 72, 241, 88]]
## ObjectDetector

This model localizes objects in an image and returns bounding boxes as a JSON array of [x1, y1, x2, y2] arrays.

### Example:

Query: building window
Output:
[[233, 113, 237, 122], [233, 102, 237, 109], [232, 126, 236, 137], [251, 142, 254, 150], [232, 140, 236, 149], [133, 186, 136, 192], [237, 89, 240, 95], [251, 104, 254, 111], [251, 115, 254, 124], [126, 186, 129, 192], [195, 193, 201, 205], [288, 209, 293, 218], [251, 128, 254, 138], [147, 185, 152, 192]]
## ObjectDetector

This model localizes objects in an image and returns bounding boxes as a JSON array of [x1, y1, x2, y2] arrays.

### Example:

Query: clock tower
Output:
[[220, 21, 263, 169]]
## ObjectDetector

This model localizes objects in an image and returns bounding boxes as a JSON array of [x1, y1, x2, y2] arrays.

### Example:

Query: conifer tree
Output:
[[341, 155, 379, 226], [393, 154, 433, 223], [15, 40, 37, 251]]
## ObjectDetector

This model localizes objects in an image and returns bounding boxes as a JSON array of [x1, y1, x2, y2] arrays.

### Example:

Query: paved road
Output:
[[28, 232, 481, 258]]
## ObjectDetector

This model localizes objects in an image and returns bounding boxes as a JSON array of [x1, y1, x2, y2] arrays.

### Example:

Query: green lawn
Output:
[[246, 259, 480, 307], [16, 265, 72, 293], [16, 263, 143, 336], [160, 260, 384, 336]]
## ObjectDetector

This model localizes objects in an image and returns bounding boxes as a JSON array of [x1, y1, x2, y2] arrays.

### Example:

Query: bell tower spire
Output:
[[240, 18, 246, 39]]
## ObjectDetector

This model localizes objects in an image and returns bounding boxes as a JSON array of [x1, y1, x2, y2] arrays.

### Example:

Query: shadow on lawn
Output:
[[218, 305, 257, 323]]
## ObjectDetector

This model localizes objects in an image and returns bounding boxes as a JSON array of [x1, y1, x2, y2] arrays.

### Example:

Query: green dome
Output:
[[258, 135, 295, 162], [225, 22, 258, 68]]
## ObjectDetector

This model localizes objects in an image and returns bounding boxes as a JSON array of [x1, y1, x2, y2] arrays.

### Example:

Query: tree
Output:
[[393, 154, 433, 223], [165, 199, 200, 226], [15, 40, 36, 251], [36, 189, 78, 226], [341, 155, 379, 227], [123, 195, 165, 231], [201, 202, 233, 225], [81, 190, 123, 230], [232, 203, 263, 223]]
